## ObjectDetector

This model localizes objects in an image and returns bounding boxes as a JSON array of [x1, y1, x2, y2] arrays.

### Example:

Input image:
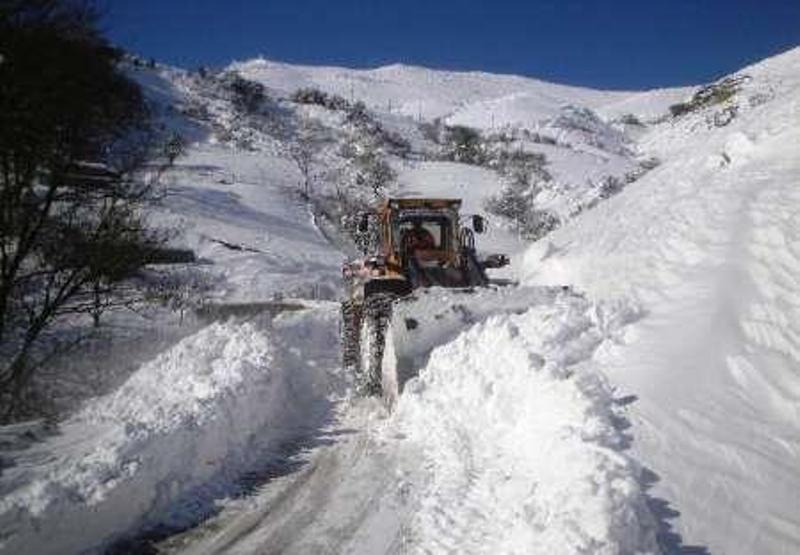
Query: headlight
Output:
[[367, 255, 386, 268]]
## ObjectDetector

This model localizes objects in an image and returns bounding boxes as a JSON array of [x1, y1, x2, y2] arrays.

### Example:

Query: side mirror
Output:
[[472, 215, 485, 234], [357, 214, 369, 233]]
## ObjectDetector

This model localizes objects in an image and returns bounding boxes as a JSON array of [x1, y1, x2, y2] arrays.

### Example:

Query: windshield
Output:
[[394, 214, 453, 252]]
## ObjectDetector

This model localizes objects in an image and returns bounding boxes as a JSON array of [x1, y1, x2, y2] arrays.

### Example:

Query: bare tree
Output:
[[288, 119, 327, 199], [164, 132, 187, 166], [0, 0, 163, 419], [354, 150, 395, 199]]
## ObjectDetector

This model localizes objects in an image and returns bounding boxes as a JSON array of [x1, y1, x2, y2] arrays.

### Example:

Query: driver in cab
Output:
[[404, 220, 435, 253]]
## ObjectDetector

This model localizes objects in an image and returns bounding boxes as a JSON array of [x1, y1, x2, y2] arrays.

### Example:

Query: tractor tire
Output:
[[341, 299, 363, 371], [357, 293, 395, 397]]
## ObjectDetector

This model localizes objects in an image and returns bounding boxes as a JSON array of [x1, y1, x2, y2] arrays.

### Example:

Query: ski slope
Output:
[[1, 47, 799, 555]]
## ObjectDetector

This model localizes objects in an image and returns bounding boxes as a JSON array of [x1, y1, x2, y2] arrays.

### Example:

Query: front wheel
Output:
[[341, 299, 362, 371], [357, 293, 394, 396]]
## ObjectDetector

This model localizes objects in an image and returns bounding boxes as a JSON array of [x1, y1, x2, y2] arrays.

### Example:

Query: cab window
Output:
[[395, 216, 450, 251]]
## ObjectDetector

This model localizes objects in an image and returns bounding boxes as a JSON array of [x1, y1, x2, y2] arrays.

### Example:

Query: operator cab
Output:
[[391, 210, 469, 288]]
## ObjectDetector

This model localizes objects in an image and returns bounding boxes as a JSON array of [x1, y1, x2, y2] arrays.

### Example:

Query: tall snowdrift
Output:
[[393, 294, 659, 554], [0, 306, 342, 554], [522, 47, 800, 553]]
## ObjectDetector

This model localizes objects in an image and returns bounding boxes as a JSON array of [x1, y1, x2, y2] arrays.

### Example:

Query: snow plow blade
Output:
[[380, 285, 572, 406]]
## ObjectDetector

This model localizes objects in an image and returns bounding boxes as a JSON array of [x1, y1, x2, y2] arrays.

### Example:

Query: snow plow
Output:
[[341, 198, 510, 401]]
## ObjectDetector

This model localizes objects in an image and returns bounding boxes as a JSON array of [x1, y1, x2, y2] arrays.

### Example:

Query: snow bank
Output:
[[393, 295, 658, 554], [519, 47, 800, 553], [0, 306, 342, 555]]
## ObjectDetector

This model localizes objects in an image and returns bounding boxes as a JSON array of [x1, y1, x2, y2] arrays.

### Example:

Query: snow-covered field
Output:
[[1, 46, 799, 554]]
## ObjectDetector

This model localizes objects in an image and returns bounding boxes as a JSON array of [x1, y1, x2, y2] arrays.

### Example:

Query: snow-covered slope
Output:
[[158, 145, 344, 301], [231, 58, 689, 125], [231, 58, 616, 120], [523, 46, 800, 553]]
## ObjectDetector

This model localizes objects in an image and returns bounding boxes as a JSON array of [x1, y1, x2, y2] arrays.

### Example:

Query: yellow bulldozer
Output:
[[342, 198, 509, 397]]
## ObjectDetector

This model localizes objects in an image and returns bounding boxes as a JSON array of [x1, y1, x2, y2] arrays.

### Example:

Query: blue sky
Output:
[[104, 0, 800, 90]]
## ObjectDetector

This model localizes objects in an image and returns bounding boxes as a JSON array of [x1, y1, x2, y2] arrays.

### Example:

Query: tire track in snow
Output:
[[164, 405, 418, 555]]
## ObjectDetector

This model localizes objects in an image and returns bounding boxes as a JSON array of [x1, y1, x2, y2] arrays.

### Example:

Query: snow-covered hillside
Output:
[[524, 46, 800, 553], [230, 57, 689, 123], [231, 57, 689, 223], [1, 46, 799, 555]]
